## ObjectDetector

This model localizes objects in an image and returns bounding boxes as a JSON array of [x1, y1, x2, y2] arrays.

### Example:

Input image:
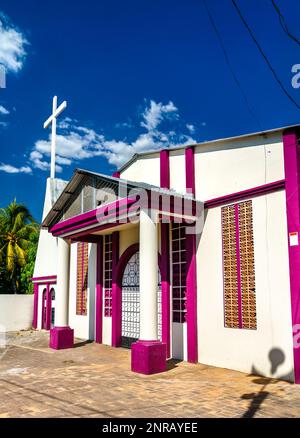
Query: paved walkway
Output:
[[0, 331, 300, 418]]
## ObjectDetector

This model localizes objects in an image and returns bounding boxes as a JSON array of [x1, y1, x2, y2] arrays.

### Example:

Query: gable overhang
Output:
[[48, 193, 202, 240]]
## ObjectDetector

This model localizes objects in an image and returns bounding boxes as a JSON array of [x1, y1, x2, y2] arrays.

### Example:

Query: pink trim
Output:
[[112, 243, 163, 348], [185, 145, 198, 363], [112, 171, 120, 178], [45, 284, 52, 331], [283, 128, 300, 383], [32, 275, 57, 283], [95, 237, 103, 343], [234, 204, 243, 329], [205, 180, 285, 209], [81, 242, 85, 316], [111, 232, 120, 346], [49, 326, 74, 350], [41, 288, 46, 330], [160, 150, 170, 189], [185, 146, 196, 196], [112, 242, 137, 347], [161, 223, 171, 358], [185, 231, 198, 363], [33, 283, 39, 329], [50, 197, 137, 236], [131, 340, 167, 375]]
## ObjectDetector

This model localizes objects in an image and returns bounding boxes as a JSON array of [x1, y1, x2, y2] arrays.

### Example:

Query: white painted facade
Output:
[[33, 128, 296, 381]]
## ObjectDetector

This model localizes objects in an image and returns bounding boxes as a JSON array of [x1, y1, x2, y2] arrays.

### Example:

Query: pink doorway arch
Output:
[[111, 243, 170, 353]]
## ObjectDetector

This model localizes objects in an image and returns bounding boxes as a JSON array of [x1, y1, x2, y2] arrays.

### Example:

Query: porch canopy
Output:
[[42, 169, 204, 240]]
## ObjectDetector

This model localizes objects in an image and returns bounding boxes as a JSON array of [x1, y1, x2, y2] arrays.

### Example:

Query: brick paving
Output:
[[0, 330, 300, 418]]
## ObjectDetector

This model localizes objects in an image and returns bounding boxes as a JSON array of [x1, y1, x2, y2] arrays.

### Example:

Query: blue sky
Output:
[[1, 0, 300, 221]]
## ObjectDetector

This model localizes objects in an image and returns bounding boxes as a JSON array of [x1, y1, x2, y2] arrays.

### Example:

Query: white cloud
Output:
[[0, 16, 28, 73], [186, 124, 195, 133], [141, 100, 178, 131], [29, 99, 197, 172], [0, 163, 31, 174], [0, 105, 9, 115]]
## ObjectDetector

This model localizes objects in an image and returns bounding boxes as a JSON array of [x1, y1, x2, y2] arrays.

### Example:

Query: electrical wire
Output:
[[271, 0, 300, 48], [231, 0, 300, 112], [202, 0, 264, 132]]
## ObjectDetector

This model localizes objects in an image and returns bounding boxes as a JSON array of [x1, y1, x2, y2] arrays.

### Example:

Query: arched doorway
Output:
[[42, 288, 47, 330], [121, 251, 162, 348], [50, 288, 55, 328]]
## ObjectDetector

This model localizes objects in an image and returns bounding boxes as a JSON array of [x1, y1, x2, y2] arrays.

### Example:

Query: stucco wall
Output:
[[120, 153, 161, 186], [0, 295, 34, 332], [197, 190, 294, 381], [69, 243, 96, 340], [120, 133, 284, 202], [194, 134, 284, 200]]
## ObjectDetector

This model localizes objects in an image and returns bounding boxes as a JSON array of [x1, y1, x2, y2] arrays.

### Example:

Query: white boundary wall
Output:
[[0, 295, 34, 332]]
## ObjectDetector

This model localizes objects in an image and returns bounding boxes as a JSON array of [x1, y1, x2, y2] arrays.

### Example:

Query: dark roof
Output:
[[42, 168, 193, 229]]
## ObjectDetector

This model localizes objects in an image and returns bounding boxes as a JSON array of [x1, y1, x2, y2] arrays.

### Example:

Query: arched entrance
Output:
[[42, 288, 47, 329], [50, 288, 55, 328], [121, 251, 162, 348]]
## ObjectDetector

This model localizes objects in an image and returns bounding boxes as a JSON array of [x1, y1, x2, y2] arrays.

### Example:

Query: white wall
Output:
[[197, 190, 294, 381], [120, 154, 161, 186], [194, 134, 284, 200], [69, 243, 96, 340], [0, 295, 34, 332], [169, 150, 186, 194], [34, 178, 67, 279]]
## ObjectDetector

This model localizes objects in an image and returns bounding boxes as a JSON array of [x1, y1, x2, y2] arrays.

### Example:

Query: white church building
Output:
[[32, 124, 300, 382]]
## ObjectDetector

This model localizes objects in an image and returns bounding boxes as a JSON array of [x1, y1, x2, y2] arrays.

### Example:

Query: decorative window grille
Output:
[[121, 251, 162, 348], [76, 242, 88, 316], [222, 200, 256, 330], [171, 222, 186, 323], [104, 235, 113, 317]]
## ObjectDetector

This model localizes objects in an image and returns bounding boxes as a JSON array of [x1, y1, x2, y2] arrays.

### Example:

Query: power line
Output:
[[271, 0, 300, 48], [231, 0, 300, 112], [202, 0, 263, 132]]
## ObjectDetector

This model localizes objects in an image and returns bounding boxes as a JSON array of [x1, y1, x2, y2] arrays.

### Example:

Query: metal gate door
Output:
[[121, 252, 162, 349]]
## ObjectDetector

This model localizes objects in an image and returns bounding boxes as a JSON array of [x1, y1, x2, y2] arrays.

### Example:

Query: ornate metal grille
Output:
[[121, 252, 162, 348], [238, 201, 256, 329], [222, 201, 256, 330], [222, 205, 239, 328], [76, 242, 88, 316]]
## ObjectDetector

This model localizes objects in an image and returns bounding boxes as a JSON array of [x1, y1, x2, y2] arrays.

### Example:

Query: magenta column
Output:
[[111, 232, 120, 347], [160, 149, 171, 358], [160, 150, 170, 189], [95, 236, 103, 344], [185, 146, 198, 363], [283, 128, 300, 383], [32, 283, 39, 329], [161, 223, 170, 358]]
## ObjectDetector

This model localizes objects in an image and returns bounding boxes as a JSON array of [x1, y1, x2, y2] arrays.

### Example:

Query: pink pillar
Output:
[[32, 283, 39, 329], [111, 232, 120, 347], [95, 237, 103, 343], [160, 150, 170, 189], [161, 223, 170, 358], [160, 148, 171, 359], [283, 128, 300, 383], [185, 145, 198, 363]]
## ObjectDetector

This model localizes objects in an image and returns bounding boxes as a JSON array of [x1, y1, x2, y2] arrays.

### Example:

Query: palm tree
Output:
[[0, 200, 38, 293]]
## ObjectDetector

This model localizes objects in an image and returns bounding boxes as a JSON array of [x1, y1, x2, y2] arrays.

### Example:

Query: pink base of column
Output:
[[131, 340, 167, 375], [49, 326, 74, 350]]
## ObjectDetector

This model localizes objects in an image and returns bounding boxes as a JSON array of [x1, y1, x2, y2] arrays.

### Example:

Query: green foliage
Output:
[[20, 231, 39, 294], [0, 200, 40, 294]]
